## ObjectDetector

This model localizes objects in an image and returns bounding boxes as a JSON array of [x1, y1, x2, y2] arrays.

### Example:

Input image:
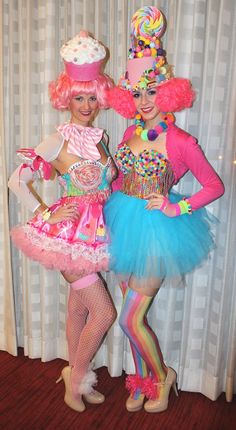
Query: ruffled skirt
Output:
[[104, 191, 216, 280], [11, 195, 110, 276]]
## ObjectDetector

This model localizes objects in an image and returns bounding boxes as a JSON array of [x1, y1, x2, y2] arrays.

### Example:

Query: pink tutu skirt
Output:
[[11, 194, 110, 276]]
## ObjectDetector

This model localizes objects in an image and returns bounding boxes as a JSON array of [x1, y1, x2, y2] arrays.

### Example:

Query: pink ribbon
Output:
[[17, 148, 52, 180], [57, 123, 103, 161]]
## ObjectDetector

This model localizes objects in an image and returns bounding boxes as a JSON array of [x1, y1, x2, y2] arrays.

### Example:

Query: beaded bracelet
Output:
[[158, 197, 192, 216], [159, 197, 168, 211], [177, 198, 192, 215]]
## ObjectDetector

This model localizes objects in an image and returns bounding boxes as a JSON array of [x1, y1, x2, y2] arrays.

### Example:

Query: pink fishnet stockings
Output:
[[68, 277, 116, 397], [66, 289, 88, 366]]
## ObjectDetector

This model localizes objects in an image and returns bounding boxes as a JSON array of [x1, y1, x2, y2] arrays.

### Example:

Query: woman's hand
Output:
[[47, 204, 80, 224], [145, 193, 177, 217]]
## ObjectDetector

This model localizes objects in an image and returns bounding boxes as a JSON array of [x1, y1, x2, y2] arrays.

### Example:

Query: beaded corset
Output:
[[115, 144, 175, 198]]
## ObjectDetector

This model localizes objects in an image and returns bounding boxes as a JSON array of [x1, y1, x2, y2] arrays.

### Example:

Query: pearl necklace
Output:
[[135, 112, 175, 142]]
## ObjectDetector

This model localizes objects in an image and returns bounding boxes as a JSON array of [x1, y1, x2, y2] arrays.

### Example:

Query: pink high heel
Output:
[[56, 366, 86, 412], [144, 367, 178, 413]]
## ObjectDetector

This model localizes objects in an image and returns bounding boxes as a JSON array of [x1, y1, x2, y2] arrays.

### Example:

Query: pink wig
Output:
[[156, 78, 195, 112], [107, 87, 137, 119], [107, 77, 195, 118], [49, 72, 114, 111]]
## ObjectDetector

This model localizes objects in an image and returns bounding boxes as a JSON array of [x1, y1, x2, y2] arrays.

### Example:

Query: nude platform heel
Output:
[[144, 367, 178, 413], [56, 366, 86, 412]]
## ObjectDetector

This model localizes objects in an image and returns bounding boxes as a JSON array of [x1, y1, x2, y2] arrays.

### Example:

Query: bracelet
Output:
[[177, 198, 192, 215], [159, 197, 168, 212], [41, 208, 52, 221]]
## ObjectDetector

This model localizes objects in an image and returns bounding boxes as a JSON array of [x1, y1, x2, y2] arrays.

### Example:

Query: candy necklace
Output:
[[135, 112, 175, 142]]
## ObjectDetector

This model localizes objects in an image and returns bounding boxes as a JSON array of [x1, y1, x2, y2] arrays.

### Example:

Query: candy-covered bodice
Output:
[[115, 143, 175, 198], [59, 157, 116, 200]]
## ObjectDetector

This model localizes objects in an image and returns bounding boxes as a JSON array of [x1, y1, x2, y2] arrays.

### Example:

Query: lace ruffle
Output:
[[22, 225, 108, 262]]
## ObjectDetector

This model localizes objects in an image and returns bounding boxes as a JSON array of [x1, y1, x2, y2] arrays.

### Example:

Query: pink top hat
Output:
[[127, 57, 156, 87], [60, 30, 106, 82]]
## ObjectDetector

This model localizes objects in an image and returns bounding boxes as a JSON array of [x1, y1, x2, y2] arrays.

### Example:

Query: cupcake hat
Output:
[[119, 6, 174, 90], [60, 30, 106, 81]]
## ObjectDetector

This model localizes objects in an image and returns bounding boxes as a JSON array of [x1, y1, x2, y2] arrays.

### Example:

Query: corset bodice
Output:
[[58, 157, 117, 197], [115, 144, 175, 198]]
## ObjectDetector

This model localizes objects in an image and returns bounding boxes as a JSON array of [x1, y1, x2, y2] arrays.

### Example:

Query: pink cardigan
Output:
[[112, 124, 224, 211]]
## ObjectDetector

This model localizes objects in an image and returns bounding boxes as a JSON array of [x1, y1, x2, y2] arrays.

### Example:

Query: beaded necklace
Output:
[[135, 112, 175, 142]]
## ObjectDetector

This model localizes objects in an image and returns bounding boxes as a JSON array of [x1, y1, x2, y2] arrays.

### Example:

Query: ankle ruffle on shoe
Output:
[[75, 366, 105, 404], [142, 376, 159, 400], [125, 374, 144, 396], [78, 369, 98, 395], [125, 375, 145, 412]]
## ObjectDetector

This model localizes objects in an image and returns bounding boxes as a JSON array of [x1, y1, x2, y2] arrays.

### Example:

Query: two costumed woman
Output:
[[8, 31, 117, 412], [105, 7, 224, 413]]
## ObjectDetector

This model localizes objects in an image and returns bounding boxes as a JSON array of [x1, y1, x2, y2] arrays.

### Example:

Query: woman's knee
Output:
[[119, 310, 131, 335], [94, 301, 117, 329], [105, 304, 117, 327]]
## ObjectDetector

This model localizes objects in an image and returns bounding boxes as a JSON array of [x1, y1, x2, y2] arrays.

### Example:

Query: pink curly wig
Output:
[[107, 77, 195, 118], [49, 71, 114, 111], [156, 78, 195, 112]]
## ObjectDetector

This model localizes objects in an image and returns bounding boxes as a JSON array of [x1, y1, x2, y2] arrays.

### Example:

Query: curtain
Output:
[[1, 0, 236, 401]]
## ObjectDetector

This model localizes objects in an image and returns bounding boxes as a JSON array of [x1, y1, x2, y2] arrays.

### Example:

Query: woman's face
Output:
[[132, 86, 160, 122], [69, 93, 99, 126]]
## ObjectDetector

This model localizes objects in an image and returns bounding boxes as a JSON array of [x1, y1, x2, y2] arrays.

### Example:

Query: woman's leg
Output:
[[61, 271, 116, 410], [66, 288, 88, 366], [68, 275, 116, 398], [119, 277, 167, 401], [120, 281, 148, 402]]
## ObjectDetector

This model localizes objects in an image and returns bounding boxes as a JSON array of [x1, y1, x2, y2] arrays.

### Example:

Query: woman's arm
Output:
[[146, 132, 224, 217], [8, 132, 64, 213], [180, 135, 224, 211]]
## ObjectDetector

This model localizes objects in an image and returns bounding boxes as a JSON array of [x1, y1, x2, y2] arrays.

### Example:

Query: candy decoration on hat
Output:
[[119, 6, 174, 90], [107, 6, 195, 117], [131, 6, 165, 40]]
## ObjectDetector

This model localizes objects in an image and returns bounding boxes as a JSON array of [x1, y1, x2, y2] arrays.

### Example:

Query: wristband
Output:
[[159, 197, 168, 212], [41, 208, 52, 221], [177, 198, 192, 215]]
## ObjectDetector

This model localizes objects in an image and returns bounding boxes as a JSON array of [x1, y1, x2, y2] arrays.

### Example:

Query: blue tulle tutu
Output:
[[104, 191, 216, 279]]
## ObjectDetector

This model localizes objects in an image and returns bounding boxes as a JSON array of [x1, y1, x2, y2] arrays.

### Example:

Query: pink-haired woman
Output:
[[104, 7, 224, 413], [8, 31, 117, 412]]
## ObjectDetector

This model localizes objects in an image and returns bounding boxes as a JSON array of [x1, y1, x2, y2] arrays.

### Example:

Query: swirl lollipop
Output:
[[131, 6, 165, 40]]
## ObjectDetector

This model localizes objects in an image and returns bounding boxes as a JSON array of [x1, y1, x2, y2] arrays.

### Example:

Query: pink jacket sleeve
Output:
[[111, 125, 135, 192], [178, 134, 225, 210]]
